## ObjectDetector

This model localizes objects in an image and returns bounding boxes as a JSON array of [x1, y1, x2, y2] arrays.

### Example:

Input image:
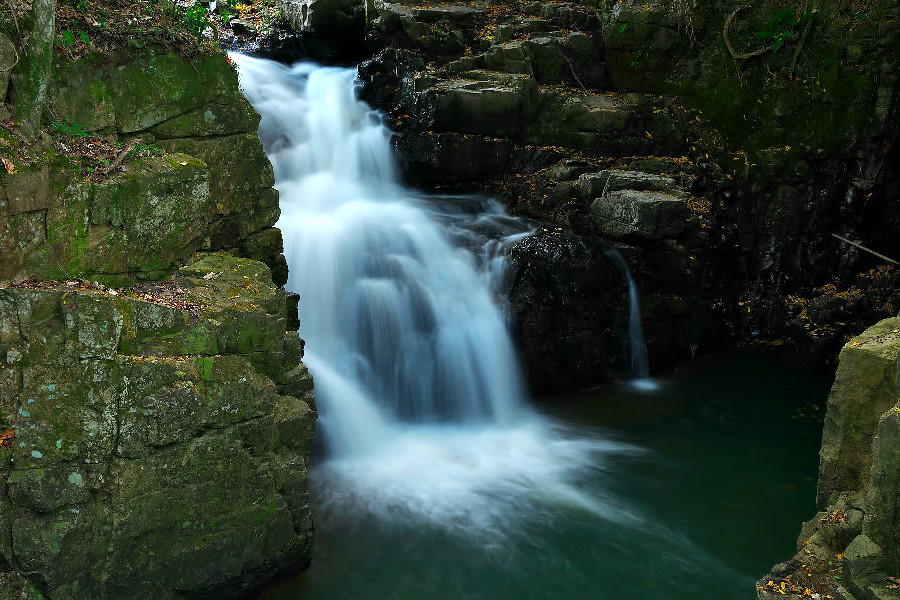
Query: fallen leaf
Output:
[[2, 156, 17, 174], [0, 429, 14, 448]]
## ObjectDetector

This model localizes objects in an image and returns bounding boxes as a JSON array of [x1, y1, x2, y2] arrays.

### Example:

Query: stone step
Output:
[[406, 70, 687, 157], [462, 32, 606, 88]]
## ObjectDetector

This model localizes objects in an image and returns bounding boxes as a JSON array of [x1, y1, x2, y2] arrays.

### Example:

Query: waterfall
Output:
[[603, 248, 655, 390], [233, 55, 639, 529]]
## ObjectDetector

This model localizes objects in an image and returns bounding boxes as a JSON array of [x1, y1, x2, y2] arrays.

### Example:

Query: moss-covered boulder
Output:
[[818, 317, 900, 508], [46, 52, 259, 136], [10, 154, 209, 284], [757, 318, 900, 599], [0, 253, 315, 600], [0, 50, 286, 286]]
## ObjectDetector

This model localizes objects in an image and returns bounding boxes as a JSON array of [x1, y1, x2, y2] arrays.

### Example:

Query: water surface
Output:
[[263, 351, 829, 600]]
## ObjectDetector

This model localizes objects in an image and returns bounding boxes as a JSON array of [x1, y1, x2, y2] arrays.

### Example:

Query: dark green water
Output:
[[263, 351, 830, 600]]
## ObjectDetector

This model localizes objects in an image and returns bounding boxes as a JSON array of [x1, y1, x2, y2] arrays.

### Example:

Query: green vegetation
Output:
[[50, 118, 91, 138], [182, 2, 214, 40], [753, 7, 802, 51], [58, 28, 90, 48], [54, 0, 234, 56]]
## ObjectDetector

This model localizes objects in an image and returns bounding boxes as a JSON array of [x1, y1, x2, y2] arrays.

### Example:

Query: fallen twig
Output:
[[563, 54, 588, 93], [832, 233, 900, 266], [103, 141, 137, 174]]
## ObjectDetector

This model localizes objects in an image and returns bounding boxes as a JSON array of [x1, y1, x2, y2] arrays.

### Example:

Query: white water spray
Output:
[[233, 55, 641, 528]]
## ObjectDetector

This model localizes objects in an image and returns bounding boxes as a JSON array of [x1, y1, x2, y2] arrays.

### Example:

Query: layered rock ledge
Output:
[[1, 50, 287, 287], [0, 253, 315, 599], [348, 0, 899, 388]]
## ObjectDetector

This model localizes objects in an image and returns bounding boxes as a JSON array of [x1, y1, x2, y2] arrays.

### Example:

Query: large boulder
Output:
[[411, 70, 540, 137], [0, 51, 287, 285], [818, 317, 900, 508], [506, 228, 624, 392], [756, 318, 900, 600], [0, 253, 315, 599], [864, 406, 900, 571], [590, 189, 689, 240], [17, 154, 210, 283], [482, 33, 605, 86], [46, 53, 259, 135]]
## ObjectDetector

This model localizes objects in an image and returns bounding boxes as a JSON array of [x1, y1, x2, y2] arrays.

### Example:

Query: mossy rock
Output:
[[20, 154, 211, 284], [1, 49, 287, 284], [47, 51, 258, 135], [817, 317, 900, 508], [0, 253, 315, 599]]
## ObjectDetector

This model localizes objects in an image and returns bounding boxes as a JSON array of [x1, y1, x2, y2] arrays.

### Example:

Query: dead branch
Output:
[[832, 233, 900, 266], [563, 54, 588, 94], [103, 142, 137, 175], [789, 5, 815, 77]]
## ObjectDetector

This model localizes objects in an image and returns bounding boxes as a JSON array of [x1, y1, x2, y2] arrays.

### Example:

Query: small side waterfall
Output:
[[603, 248, 655, 388]]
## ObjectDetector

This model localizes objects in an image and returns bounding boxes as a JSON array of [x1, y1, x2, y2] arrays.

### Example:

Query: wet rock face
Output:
[[0, 51, 286, 286], [498, 160, 715, 389], [280, 0, 362, 35], [506, 229, 622, 393], [757, 319, 900, 600], [0, 253, 315, 600], [354, 2, 727, 387]]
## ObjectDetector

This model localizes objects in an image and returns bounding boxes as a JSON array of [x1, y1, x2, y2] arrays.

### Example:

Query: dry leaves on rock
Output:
[[0, 429, 15, 448]]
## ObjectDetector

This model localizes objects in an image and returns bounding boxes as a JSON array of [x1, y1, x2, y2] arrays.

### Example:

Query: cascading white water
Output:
[[233, 54, 641, 528], [603, 248, 656, 390]]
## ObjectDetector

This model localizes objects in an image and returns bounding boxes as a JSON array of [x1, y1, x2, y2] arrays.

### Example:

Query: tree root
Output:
[[789, 8, 814, 76], [723, 5, 786, 61]]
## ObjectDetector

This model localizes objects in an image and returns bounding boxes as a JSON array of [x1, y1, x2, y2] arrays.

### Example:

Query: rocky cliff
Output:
[[757, 318, 900, 600], [1, 48, 286, 287], [0, 2, 315, 598], [0, 254, 315, 599], [338, 0, 899, 390]]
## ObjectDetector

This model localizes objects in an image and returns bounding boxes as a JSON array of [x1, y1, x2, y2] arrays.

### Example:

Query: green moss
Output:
[[22, 153, 212, 284], [603, 0, 895, 156], [194, 357, 214, 381]]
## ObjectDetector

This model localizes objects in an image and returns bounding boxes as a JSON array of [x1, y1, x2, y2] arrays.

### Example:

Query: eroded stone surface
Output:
[[0, 253, 315, 600], [0, 51, 285, 286]]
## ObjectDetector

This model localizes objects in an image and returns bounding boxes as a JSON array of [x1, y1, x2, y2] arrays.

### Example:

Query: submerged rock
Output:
[[0, 253, 315, 599]]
